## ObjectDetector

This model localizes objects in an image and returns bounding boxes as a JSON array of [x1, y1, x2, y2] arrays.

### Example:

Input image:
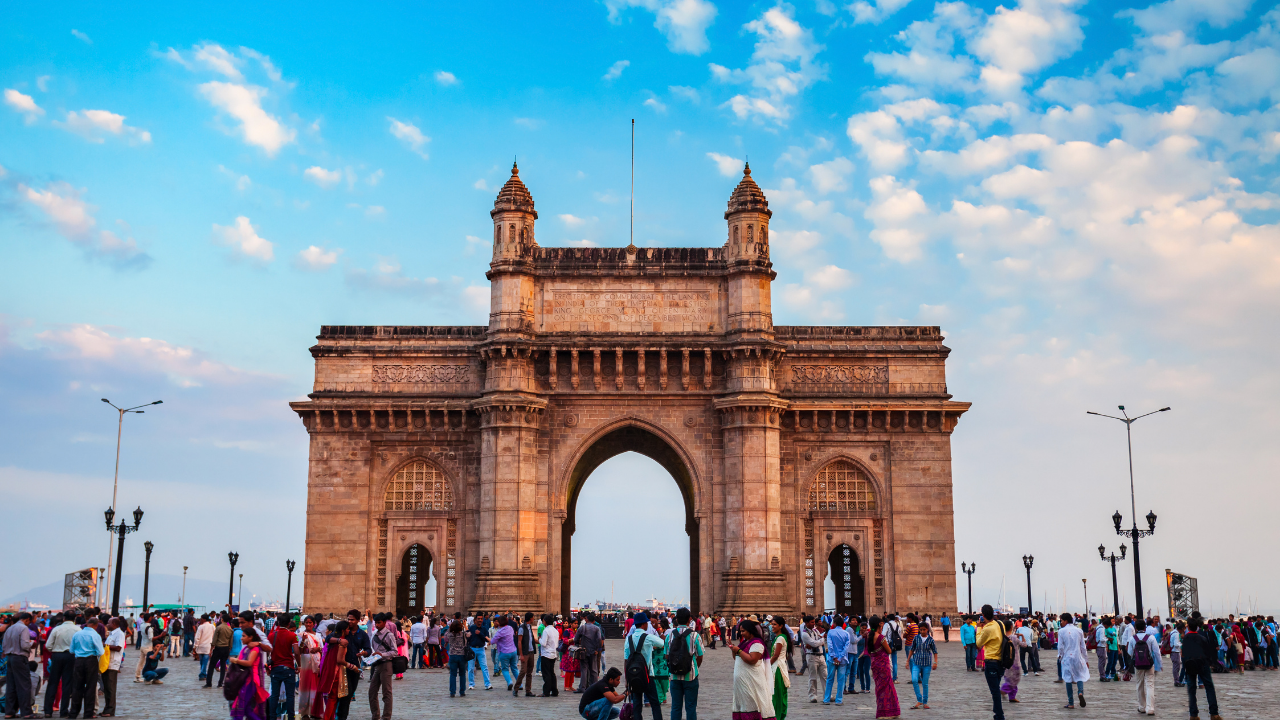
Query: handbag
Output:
[[223, 663, 250, 702], [390, 654, 409, 673]]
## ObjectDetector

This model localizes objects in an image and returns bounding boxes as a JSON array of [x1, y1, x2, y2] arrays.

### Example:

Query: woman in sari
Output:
[[729, 619, 775, 720], [296, 615, 324, 720], [868, 616, 901, 719], [650, 618, 669, 703], [560, 618, 581, 692], [228, 619, 270, 720], [310, 621, 352, 720], [1001, 620, 1025, 702], [392, 616, 409, 680], [769, 615, 792, 720]]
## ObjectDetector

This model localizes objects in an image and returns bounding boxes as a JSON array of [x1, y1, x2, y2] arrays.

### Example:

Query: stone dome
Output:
[[491, 161, 538, 218], [724, 162, 772, 218]]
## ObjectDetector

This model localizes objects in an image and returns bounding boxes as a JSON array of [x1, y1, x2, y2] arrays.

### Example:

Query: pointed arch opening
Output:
[[396, 543, 435, 617]]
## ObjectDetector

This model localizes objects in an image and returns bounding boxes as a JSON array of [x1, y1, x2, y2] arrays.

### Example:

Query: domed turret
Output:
[[492, 161, 538, 217], [490, 161, 538, 261], [725, 162, 772, 219], [724, 162, 771, 262]]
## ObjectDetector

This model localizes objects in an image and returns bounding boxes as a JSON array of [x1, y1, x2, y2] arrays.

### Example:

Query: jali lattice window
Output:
[[385, 460, 453, 511], [809, 460, 876, 511]]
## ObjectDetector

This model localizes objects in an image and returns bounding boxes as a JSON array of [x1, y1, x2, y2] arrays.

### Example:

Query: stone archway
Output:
[[559, 422, 700, 616], [396, 543, 433, 617], [827, 543, 865, 617]]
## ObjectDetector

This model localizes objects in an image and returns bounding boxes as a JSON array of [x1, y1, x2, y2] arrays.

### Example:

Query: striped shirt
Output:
[[908, 634, 937, 666]]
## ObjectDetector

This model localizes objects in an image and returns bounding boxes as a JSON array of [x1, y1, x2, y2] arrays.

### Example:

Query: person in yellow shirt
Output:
[[975, 605, 1006, 720]]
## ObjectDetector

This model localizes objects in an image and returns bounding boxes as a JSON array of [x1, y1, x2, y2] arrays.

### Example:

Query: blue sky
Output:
[[3, 0, 1280, 614]]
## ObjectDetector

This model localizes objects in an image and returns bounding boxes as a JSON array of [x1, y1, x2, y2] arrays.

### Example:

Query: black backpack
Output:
[[887, 622, 903, 651], [666, 628, 694, 676], [996, 622, 1015, 670], [625, 634, 650, 690], [1133, 634, 1154, 669]]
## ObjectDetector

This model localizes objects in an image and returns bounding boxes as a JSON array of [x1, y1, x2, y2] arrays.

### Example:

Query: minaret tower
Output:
[[723, 162, 774, 334], [487, 162, 538, 334]]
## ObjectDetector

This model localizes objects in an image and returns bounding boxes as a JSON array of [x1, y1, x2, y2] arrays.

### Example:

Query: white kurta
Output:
[[732, 639, 776, 718], [1057, 624, 1091, 683]]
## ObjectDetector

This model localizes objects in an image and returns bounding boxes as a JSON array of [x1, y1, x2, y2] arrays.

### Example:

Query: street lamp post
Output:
[[227, 552, 239, 611], [104, 506, 143, 615], [1082, 579, 1089, 621], [142, 541, 154, 612], [100, 398, 161, 601], [239, 574, 244, 610], [181, 566, 188, 610], [97, 568, 106, 608], [1087, 405, 1168, 618], [961, 562, 976, 614], [1022, 555, 1035, 616], [285, 560, 296, 615], [1099, 544, 1127, 616]]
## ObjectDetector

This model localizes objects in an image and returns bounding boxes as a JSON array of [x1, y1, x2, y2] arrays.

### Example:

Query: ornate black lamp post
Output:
[[1022, 555, 1034, 616], [961, 562, 976, 614], [227, 552, 239, 610], [1099, 543, 1127, 616], [1088, 405, 1168, 618], [285, 560, 296, 615], [142, 540, 154, 612], [104, 506, 143, 615]]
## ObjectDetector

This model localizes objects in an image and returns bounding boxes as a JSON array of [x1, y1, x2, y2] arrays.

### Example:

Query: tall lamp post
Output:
[[1087, 405, 1168, 618], [285, 560, 296, 615], [1082, 579, 1089, 621], [142, 541, 154, 612], [181, 566, 188, 610], [227, 552, 239, 611], [1022, 555, 1034, 616], [239, 574, 244, 610], [961, 562, 976, 614], [100, 398, 161, 601], [104, 506, 143, 615], [1099, 544, 1127, 616]]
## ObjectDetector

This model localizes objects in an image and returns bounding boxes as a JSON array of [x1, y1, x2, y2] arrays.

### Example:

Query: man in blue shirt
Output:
[[960, 616, 978, 671], [824, 617, 850, 705], [68, 617, 105, 718], [622, 612, 665, 720]]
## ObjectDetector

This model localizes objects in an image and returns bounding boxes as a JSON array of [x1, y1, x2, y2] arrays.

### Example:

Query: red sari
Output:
[[310, 637, 348, 720], [871, 633, 901, 719]]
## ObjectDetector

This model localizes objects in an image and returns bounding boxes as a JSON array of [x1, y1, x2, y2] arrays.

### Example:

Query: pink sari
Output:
[[230, 647, 270, 720], [871, 634, 900, 718]]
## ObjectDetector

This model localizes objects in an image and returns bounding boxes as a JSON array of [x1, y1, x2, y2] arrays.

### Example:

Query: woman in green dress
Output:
[[770, 615, 792, 720], [653, 616, 671, 703]]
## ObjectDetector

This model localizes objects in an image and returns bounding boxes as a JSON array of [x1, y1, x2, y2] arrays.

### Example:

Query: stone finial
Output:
[[725, 162, 772, 219]]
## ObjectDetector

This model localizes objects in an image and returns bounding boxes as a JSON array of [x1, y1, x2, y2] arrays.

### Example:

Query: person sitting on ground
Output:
[[579, 667, 628, 720]]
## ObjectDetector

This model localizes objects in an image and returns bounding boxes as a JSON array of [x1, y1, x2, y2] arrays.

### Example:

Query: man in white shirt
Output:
[[800, 616, 827, 703], [1126, 619, 1161, 715], [135, 614, 154, 682], [104, 617, 127, 716], [409, 616, 428, 669], [538, 613, 561, 697], [1167, 622, 1184, 687], [1120, 618, 1136, 676]]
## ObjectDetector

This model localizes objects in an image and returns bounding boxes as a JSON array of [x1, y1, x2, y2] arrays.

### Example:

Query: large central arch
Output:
[[559, 420, 701, 616]]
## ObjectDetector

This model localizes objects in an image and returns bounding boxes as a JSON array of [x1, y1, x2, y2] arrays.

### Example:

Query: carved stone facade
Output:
[[292, 162, 970, 618]]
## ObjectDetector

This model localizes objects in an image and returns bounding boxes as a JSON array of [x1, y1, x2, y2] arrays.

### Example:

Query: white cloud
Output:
[[707, 152, 744, 177], [19, 182, 149, 267], [434, 70, 458, 86], [71, 29, 92, 44], [346, 257, 442, 296], [295, 245, 340, 270], [865, 175, 930, 261], [808, 156, 854, 193], [849, 0, 914, 25], [846, 98, 956, 170], [237, 47, 286, 84], [4, 89, 44, 124], [303, 166, 343, 188], [1119, 0, 1253, 35], [55, 109, 152, 144], [388, 117, 430, 159], [669, 85, 701, 103], [212, 216, 274, 262], [559, 214, 588, 227], [805, 264, 855, 290], [194, 43, 243, 80], [217, 165, 252, 191], [36, 76, 51, 92], [367, 169, 384, 186], [514, 117, 544, 130], [972, 0, 1086, 95], [712, 5, 826, 124], [920, 133, 1054, 175], [37, 324, 266, 388], [644, 97, 668, 113], [603, 60, 631, 81], [606, 0, 718, 55], [474, 178, 490, 191], [198, 81, 295, 155]]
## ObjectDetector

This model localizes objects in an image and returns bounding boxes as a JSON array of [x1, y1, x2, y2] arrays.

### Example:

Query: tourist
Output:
[[622, 611, 663, 718], [1167, 620, 1184, 686], [649, 617, 669, 703], [101, 617, 126, 717], [1128, 618, 1161, 716], [1093, 617, 1108, 681], [311, 620, 350, 719], [563, 617, 583, 693], [845, 616, 862, 694], [538, 613, 561, 698], [908, 621, 937, 710], [800, 616, 826, 703], [729, 618, 773, 720], [976, 605, 1006, 720], [265, 615, 299, 720], [367, 613, 397, 720], [580, 667, 628, 720], [67, 617, 104, 719], [667, 607, 703, 720], [768, 616, 791, 720], [867, 615, 900, 718], [297, 615, 323, 716], [1105, 616, 1120, 680], [856, 619, 872, 695], [442, 619, 469, 697], [941, 613, 951, 643], [409, 615, 426, 669], [515, 612, 538, 697], [1000, 620, 1024, 703], [207, 612, 234, 688], [577, 613, 605, 692], [43, 612, 78, 718], [193, 614, 215, 680], [465, 612, 492, 691], [1120, 615, 1136, 680], [822, 616, 848, 705], [228, 618, 267, 720], [1057, 613, 1090, 710], [960, 616, 978, 671], [885, 614, 902, 683], [133, 612, 154, 683], [2, 611, 33, 718], [1181, 613, 1221, 720], [491, 615, 519, 691]]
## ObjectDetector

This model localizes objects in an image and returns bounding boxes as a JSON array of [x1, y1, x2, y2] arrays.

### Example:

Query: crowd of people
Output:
[[1, 603, 1274, 719]]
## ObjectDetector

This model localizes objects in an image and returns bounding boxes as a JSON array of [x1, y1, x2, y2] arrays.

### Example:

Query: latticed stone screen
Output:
[[384, 460, 453, 510], [809, 460, 876, 511]]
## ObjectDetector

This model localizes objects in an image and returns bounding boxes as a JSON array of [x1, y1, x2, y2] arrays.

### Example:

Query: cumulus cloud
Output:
[[55, 109, 152, 144], [849, 0, 915, 25], [644, 97, 667, 113], [808, 156, 854, 193], [199, 81, 295, 155], [971, 0, 1085, 95], [194, 43, 243, 79], [295, 245, 340, 270], [707, 152, 744, 177], [865, 175, 931, 262], [603, 60, 630, 81], [434, 70, 458, 86], [559, 214, 588, 227], [4, 89, 44, 124], [669, 85, 701, 103], [388, 117, 430, 159], [606, 0, 718, 55], [212, 216, 274, 262], [36, 324, 270, 388], [713, 5, 826, 124], [303, 166, 343, 188], [18, 182, 151, 268], [71, 29, 92, 44], [345, 257, 442, 296]]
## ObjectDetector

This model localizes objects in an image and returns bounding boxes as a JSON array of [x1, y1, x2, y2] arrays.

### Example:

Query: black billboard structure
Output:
[[63, 568, 98, 610], [1166, 568, 1199, 620]]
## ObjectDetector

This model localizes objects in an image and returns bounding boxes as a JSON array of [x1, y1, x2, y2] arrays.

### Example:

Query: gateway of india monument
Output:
[[291, 162, 970, 618]]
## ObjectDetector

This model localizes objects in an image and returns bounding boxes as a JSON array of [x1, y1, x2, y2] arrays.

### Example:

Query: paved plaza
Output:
[[91, 635, 1277, 719]]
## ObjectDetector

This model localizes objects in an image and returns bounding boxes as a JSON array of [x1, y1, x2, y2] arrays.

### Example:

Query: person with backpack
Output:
[[1127, 618, 1161, 715], [666, 607, 704, 720], [975, 605, 1008, 720], [622, 611, 666, 720], [884, 614, 903, 682]]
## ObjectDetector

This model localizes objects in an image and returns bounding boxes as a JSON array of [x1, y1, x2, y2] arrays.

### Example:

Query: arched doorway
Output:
[[561, 424, 699, 616], [828, 544, 865, 617], [396, 544, 433, 617]]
